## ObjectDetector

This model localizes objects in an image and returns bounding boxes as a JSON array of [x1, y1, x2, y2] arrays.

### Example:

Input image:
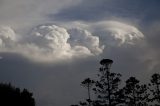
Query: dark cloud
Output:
[[0, 53, 100, 106], [53, 0, 160, 23], [143, 22, 160, 50], [140, 22, 160, 73], [0, 36, 159, 106]]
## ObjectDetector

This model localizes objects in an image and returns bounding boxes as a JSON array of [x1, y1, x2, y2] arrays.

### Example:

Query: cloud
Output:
[[0, 26, 17, 48], [0, 25, 103, 62], [0, 18, 147, 75], [53, 0, 160, 23], [0, 0, 80, 31], [0, 0, 159, 106], [136, 21, 160, 72], [90, 21, 144, 46], [0, 21, 145, 62], [68, 28, 104, 55]]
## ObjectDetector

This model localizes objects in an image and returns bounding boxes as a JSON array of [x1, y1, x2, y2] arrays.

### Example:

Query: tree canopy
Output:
[[71, 59, 160, 106], [0, 83, 35, 106]]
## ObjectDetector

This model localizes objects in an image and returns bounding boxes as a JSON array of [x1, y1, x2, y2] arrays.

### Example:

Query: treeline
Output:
[[71, 59, 160, 106], [0, 83, 35, 106]]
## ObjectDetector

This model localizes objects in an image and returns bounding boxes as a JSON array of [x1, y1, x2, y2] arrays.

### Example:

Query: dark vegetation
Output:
[[0, 83, 35, 106], [71, 59, 160, 106]]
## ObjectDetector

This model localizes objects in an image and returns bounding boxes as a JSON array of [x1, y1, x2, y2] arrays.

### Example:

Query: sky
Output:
[[0, 0, 160, 106]]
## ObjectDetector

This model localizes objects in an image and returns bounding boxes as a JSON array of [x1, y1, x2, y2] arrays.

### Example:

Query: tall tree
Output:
[[149, 73, 160, 105], [81, 78, 95, 106], [93, 59, 123, 106], [70, 78, 95, 106], [124, 77, 149, 106]]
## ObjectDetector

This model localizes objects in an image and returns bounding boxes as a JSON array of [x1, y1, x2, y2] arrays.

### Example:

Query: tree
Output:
[[70, 78, 95, 106], [81, 78, 95, 106], [93, 59, 123, 106], [149, 73, 160, 105], [123, 77, 149, 106], [0, 83, 35, 106]]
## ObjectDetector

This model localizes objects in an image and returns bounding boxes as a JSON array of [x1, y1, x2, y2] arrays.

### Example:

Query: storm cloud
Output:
[[0, 21, 144, 62], [0, 25, 102, 62], [0, 0, 160, 106], [54, 0, 160, 23]]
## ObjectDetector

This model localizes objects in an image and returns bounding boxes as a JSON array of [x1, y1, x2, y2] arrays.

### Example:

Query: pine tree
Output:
[[124, 77, 149, 106], [70, 78, 95, 106], [149, 73, 160, 105], [93, 59, 123, 106], [81, 78, 95, 106]]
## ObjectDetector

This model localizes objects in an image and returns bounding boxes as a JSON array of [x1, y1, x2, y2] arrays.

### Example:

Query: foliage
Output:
[[149, 73, 160, 105], [93, 67, 123, 106], [71, 59, 160, 106], [123, 77, 149, 106], [0, 83, 35, 106]]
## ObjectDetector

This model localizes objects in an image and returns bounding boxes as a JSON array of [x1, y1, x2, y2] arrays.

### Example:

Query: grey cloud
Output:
[[0, 0, 79, 30], [53, 0, 160, 24], [0, 39, 157, 106], [138, 22, 160, 73], [0, 52, 99, 106], [0, 25, 159, 106], [0, 21, 150, 106], [0, 1, 160, 106]]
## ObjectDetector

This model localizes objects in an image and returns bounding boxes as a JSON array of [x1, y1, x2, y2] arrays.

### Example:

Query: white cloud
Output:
[[0, 25, 103, 62], [0, 26, 17, 48], [0, 21, 145, 62], [68, 28, 104, 55], [30, 25, 71, 52], [91, 21, 144, 46]]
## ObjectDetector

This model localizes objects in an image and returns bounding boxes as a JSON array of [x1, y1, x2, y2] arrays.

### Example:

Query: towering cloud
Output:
[[0, 24, 104, 62], [0, 21, 145, 62], [68, 28, 104, 55], [0, 21, 145, 63]]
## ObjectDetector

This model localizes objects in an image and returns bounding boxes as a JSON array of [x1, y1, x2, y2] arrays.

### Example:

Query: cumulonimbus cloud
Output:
[[0, 21, 144, 62], [0, 25, 103, 62]]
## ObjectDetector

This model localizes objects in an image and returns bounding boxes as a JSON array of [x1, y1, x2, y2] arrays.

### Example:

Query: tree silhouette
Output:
[[70, 78, 95, 106], [71, 59, 160, 106], [92, 59, 124, 106], [0, 83, 35, 106], [123, 77, 149, 106], [149, 73, 160, 105], [81, 78, 95, 106]]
